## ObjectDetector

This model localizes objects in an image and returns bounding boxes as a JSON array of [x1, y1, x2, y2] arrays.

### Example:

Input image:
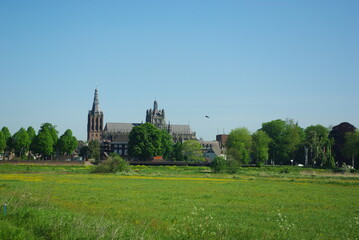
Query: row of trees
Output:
[[118, 120, 359, 168], [0, 123, 78, 160], [226, 120, 359, 168]]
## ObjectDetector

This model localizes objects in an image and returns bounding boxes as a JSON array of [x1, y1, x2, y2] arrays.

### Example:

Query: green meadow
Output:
[[0, 164, 358, 239]]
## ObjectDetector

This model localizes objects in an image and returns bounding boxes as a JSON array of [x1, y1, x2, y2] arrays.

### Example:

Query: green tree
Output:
[[329, 122, 356, 166], [283, 119, 305, 164], [171, 142, 184, 161], [0, 131, 6, 154], [40, 123, 58, 148], [88, 140, 100, 161], [304, 125, 334, 167], [58, 129, 78, 156], [12, 128, 31, 158], [128, 123, 170, 160], [160, 130, 173, 160], [2, 127, 12, 156], [1, 127, 11, 140], [343, 130, 359, 169], [261, 119, 286, 164], [182, 140, 205, 163], [262, 119, 304, 165], [27, 126, 36, 142], [252, 130, 271, 166], [226, 127, 252, 165], [32, 128, 54, 159], [79, 145, 89, 159]]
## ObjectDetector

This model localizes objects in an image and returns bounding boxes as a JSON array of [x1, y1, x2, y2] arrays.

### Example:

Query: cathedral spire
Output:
[[88, 88, 104, 141], [92, 88, 101, 113], [154, 100, 158, 111]]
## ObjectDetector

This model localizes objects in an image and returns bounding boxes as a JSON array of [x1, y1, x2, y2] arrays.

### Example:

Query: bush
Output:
[[91, 154, 130, 173], [279, 168, 290, 174], [227, 160, 240, 174], [210, 156, 227, 173]]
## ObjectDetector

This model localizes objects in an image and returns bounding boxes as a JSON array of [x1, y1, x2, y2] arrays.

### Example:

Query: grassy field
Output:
[[0, 164, 358, 239]]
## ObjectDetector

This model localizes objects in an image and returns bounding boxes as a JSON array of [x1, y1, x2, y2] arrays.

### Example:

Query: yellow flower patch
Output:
[[0, 174, 44, 182]]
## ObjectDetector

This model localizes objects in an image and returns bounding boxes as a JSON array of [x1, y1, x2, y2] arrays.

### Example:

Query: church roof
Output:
[[170, 124, 193, 134], [104, 123, 141, 133]]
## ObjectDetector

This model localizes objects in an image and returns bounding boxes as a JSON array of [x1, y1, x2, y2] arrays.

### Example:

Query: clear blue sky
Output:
[[1, 0, 358, 141]]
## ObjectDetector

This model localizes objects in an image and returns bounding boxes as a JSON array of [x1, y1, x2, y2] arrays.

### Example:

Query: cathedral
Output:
[[87, 89, 196, 157]]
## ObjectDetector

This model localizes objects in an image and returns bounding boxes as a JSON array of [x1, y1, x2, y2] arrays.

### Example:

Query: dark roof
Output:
[[104, 123, 141, 133], [200, 140, 222, 156]]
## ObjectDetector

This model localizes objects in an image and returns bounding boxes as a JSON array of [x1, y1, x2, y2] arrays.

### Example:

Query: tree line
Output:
[[124, 120, 359, 170], [0, 123, 78, 160], [224, 120, 359, 169]]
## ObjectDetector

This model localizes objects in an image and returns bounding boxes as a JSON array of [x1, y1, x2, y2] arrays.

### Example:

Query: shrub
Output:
[[279, 168, 290, 174], [210, 156, 227, 173], [227, 159, 240, 174], [91, 154, 130, 173]]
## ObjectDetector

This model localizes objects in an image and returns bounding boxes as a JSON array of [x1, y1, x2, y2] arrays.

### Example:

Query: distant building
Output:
[[146, 100, 166, 129], [87, 89, 196, 157], [200, 140, 222, 162], [87, 89, 104, 141], [216, 134, 228, 148]]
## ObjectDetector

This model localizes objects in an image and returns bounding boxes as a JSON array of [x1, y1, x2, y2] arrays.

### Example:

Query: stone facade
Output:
[[146, 100, 166, 129]]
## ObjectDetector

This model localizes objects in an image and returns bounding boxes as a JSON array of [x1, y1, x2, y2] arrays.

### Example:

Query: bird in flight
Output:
[[205, 115, 210, 118]]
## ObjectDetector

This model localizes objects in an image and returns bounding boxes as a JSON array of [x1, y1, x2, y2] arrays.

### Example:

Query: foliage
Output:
[[279, 167, 290, 174], [128, 123, 172, 160], [57, 129, 78, 155], [210, 156, 227, 173], [92, 154, 130, 173], [261, 119, 286, 164], [12, 128, 31, 158], [26, 126, 36, 142], [343, 130, 359, 168], [88, 140, 100, 161], [79, 145, 89, 158], [226, 159, 240, 173], [160, 130, 173, 159], [2, 126, 11, 153], [304, 125, 334, 168], [1, 126, 11, 140], [171, 142, 184, 161], [283, 119, 305, 163], [31, 123, 58, 159], [262, 119, 304, 165], [40, 123, 58, 146], [0, 131, 6, 152], [32, 127, 54, 158], [329, 122, 356, 166], [252, 130, 271, 166], [226, 127, 252, 165], [182, 140, 205, 163]]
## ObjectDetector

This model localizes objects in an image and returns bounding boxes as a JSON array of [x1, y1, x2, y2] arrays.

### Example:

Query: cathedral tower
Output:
[[146, 100, 166, 129], [87, 88, 104, 141]]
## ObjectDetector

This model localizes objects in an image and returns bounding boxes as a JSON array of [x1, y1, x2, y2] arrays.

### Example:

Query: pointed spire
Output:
[[153, 100, 158, 111], [92, 88, 101, 113]]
